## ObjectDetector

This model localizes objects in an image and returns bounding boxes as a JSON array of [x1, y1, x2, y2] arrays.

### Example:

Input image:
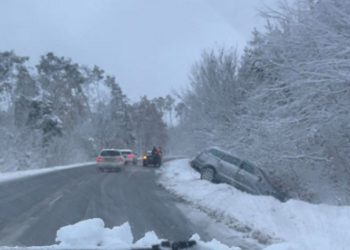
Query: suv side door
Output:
[[235, 161, 260, 194], [219, 153, 242, 185]]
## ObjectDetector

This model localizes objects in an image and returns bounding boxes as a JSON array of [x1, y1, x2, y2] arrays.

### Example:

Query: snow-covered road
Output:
[[1, 159, 346, 250], [0, 162, 259, 249], [12, 218, 240, 250]]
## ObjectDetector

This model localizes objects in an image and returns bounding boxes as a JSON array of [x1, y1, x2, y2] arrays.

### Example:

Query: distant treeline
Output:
[[0, 52, 170, 170]]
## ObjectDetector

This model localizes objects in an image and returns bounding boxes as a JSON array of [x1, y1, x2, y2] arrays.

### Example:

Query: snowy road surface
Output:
[[0, 163, 260, 249]]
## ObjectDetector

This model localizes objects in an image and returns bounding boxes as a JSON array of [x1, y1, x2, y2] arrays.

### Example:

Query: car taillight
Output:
[[128, 154, 135, 159], [96, 156, 104, 162]]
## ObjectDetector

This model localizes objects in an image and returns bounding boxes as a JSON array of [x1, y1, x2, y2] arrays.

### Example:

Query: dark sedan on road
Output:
[[142, 150, 162, 167], [190, 147, 287, 201]]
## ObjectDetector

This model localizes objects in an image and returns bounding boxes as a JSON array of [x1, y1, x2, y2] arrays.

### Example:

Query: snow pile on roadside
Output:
[[56, 219, 238, 250], [56, 218, 134, 248], [7, 218, 237, 249], [158, 159, 350, 250], [0, 162, 95, 183]]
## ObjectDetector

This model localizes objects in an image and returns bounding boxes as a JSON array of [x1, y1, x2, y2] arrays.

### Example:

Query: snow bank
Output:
[[158, 159, 350, 250], [55, 218, 239, 249], [56, 218, 134, 248], [0, 162, 95, 183], [0, 218, 237, 249]]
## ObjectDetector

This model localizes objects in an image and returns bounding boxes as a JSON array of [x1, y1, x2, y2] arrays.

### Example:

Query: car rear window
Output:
[[209, 149, 241, 166], [100, 150, 120, 157], [223, 154, 241, 166], [121, 151, 132, 155], [209, 149, 224, 159], [240, 162, 256, 174]]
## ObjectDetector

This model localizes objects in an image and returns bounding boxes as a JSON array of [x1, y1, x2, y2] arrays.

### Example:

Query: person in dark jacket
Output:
[[151, 146, 161, 166]]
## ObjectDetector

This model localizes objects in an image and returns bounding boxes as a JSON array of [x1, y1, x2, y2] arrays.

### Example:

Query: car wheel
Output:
[[200, 168, 215, 182]]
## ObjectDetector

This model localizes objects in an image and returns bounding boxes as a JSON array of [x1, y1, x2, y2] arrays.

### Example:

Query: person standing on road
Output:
[[158, 146, 163, 164], [152, 146, 161, 165], [151, 146, 158, 161], [151, 146, 157, 157]]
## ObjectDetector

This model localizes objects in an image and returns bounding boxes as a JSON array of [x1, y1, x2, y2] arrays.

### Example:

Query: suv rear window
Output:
[[209, 149, 225, 159], [240, 162, 256, 174], [209, 149, 241, 166], [100, 150, 120, 157], [222, 154, 241, 166]]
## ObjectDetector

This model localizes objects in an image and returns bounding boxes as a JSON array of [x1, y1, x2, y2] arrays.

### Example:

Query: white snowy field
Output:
[[0, 162, 95, 183], [158, 159, 350, 250]]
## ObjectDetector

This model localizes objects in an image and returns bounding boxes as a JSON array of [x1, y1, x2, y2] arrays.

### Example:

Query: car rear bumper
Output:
[[190, 160, 201, 171], [96, 162, 124, 167], [124, 158, 138, 164], [143, 158, 161, 166]]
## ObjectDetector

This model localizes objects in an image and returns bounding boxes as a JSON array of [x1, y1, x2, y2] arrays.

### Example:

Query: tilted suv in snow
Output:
[[190, 147, 286, 201]]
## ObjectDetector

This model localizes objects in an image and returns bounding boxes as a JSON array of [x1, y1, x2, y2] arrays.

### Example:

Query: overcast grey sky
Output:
[[0, 0, 279, 101]]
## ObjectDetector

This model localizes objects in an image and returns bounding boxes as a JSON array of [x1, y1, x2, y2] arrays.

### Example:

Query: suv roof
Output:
[[118, 149, 133, 152], [207, 147, 260, 172], [99, 149, 122, 157], [100, 148, 120, 152], [207, 146, 232, 156]]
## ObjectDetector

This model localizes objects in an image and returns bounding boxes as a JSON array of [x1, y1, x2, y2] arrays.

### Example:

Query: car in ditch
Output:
[[190, 147, 287, 201], [96, 149, 126, 172]]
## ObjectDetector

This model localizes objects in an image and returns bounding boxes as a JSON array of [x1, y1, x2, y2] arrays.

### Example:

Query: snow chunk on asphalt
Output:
[[133, 231, 162, 247], [52, 218, 238, 249], [191, 234, 241, 250], [158, 159, 350, 250], [56, 218, 132, 248]]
